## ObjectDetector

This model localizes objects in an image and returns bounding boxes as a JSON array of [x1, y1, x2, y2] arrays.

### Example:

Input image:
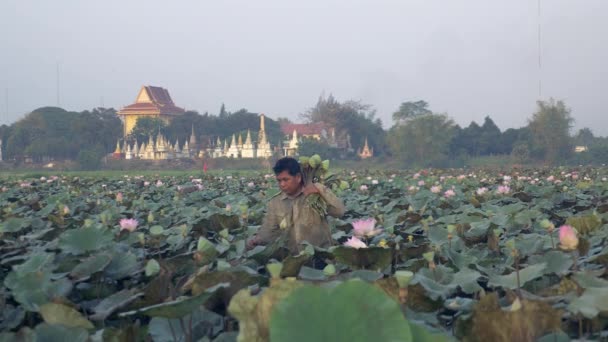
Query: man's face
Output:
[[276, 170, 302, 196]]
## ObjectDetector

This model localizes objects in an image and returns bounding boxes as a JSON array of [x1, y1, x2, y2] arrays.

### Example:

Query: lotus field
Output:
[[2, 167, 608, 341]]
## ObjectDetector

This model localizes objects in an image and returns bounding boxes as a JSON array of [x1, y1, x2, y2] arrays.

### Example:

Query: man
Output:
[[248, 157, 345, 253]]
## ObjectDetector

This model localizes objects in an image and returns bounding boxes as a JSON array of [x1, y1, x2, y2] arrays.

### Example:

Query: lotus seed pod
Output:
[[447, 224, 456, 234], [323, 264, 336, 276], [394, 270, 414, 288], [266, 262, 283, 278], [147, 212, 155, 223], [423, 251, 435, 263], [339, 180, 349, 190]]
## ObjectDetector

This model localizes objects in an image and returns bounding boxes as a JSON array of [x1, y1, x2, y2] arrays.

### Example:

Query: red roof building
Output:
[[118, 86, 185, 137]]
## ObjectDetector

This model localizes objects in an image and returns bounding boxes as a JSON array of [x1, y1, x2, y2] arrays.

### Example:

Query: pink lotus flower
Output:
[[352, 218, 382, 238], [62, 205, 70, 215], [116, 192, 123, 203], [418, 180, 425, 186], [196, 184, 204, 190], [558, 225, 578, 250], [247, 182, 255, 187], [119, 218, 138, 232], [343, 236, 367, 249], [476, 187, 488, 195], [156, 180, 163, 187], [372, 179, 379, 185], [430, 186, 441, 193], [359, 185, 368, 191], [444, 189, 456, 198], [496, 185, 511, 194], [457, 175, 466, 181], [546, 175, 555, 182], [20, 182, 31, 188]]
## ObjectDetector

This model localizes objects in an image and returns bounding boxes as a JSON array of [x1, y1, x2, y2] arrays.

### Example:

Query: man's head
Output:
[[273, 157, 303, 196]]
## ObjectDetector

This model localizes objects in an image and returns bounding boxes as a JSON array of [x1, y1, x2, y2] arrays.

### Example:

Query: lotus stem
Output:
[[571, 251, 579, 272], [515, 254, 521, 297], [398, 287, 408, 305]]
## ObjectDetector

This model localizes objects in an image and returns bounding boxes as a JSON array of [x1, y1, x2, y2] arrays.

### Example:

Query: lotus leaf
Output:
[[34, 323, 89, 342], [38, 303, 94, 329], [488, 262, 547, 290], [269, 280, 415, 342], [332, 246, 392, 271], [58, 226, 114, 255]]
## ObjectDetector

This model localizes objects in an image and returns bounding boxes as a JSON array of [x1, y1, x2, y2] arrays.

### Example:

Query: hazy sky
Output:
[[1, 1, 607, 135]]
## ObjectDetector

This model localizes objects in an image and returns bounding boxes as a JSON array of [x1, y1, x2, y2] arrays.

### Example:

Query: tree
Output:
[[478, 116, 502, 155], [387, 113, 456, 166], [300, 94, 386, 156], [392, 100, 432, 125], [574, 128, 594, 147], [129, 117, 167, 144], [528, 99, 574, 163]]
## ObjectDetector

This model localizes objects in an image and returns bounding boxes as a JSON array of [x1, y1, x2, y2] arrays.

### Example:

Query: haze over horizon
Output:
[[1, 1, 606, 135]]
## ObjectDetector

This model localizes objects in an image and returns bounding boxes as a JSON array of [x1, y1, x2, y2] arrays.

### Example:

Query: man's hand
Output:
[[302, 183, 322, 196]]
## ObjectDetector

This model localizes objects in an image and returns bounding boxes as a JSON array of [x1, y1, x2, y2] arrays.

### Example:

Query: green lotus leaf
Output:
[[120, 289, 216, 319], [90, 289, 144, 321], [488, 262, 547, 290], [34, 323, 88, 342], [148, 307, 223, 342], [39, 303, 94, 330], [332, 246, 392, 271], [0, 217, 30, 233], [103, 251, 140, 280], [529, 251, 573, 276], [567, 287, 608, 319], [70, 253, 112, 281], [270, 280, 414, 342], [59, 226, 114, 255]]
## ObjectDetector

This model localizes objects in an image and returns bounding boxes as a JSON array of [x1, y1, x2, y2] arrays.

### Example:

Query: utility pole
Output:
[[56, 62, 61, 107], [538, 0, 542, 99]]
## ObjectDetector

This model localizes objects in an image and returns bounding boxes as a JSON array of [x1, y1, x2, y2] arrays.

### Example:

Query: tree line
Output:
[[0, 96, 605, 169]]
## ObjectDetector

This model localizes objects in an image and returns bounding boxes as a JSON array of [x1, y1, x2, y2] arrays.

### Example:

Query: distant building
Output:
[[117, 86, 185, 137], [574, 145, 588, 153]]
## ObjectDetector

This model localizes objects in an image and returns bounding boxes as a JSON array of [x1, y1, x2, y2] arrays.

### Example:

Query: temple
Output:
[[117, 86, 185, 137], [358, 138, 374, 159]]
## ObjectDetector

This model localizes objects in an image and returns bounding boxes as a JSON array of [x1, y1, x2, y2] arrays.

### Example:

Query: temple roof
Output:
[[118, 86, 185, 116], [280, 122, 328, 136]]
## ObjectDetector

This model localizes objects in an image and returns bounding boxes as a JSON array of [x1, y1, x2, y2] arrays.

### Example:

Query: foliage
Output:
[[3, 165, 608, 339], [528, 99, 575, 163], [387, 113, 456, 166]]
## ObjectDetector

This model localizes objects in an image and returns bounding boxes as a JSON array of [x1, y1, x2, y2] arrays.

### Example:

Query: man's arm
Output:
[[308, 183, 345, 218]]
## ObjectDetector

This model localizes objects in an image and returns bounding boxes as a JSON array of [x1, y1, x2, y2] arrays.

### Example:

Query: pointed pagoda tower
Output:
[[112, 140, 123, 159], [227, 134, 240, 158], [358, 137, 374, 159], [256, 114, 273, 158], [241, 130, 256, 158]]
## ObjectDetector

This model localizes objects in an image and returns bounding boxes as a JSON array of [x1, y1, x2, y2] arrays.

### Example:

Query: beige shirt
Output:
[[257, 183, 346, 253]]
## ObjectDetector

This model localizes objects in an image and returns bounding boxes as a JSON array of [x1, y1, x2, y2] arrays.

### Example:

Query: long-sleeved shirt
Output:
[[257, 183, 345, 253]]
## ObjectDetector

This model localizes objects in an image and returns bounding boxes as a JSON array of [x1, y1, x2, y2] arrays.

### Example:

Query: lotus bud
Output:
[[145, 259, 160, 277], [137, 232, 145, 245], [407, 235, 414, 243], [505, 239, 516, 250], [323, 264, 336, 276], [321, 159, 330, 171], [279, 217, 288, 230], [540, 219, 554, 232], [394, 270, 414, 288], [558, 225, 578, 251], [147, 212, 155, 223], [266, 262, 283, 279], [447, 225, 456, 234]]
